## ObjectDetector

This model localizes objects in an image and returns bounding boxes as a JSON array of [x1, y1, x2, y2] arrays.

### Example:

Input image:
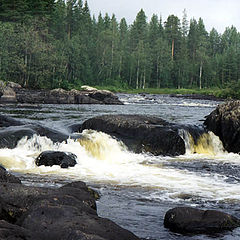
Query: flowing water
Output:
[[1, 94, 240, 240]]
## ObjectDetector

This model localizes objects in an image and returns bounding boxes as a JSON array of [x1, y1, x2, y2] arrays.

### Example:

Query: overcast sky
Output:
[[87, 0, 240, 33]]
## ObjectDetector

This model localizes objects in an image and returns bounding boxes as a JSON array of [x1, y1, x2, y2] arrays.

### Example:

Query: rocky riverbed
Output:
[[0, 81, 123, 105]]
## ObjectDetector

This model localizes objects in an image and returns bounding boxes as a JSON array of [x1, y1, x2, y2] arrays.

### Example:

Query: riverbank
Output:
[[0, 82, 123, 105], [95, 86, 235, 100]]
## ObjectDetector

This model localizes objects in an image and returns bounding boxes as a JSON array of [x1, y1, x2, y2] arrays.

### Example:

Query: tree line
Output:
[[0, 0, 239, 90]]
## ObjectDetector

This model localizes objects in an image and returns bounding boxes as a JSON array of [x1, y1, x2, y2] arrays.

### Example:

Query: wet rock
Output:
[[204, 100, 240, 153], [164, 207, 240, 234], [0, 86, 17, 103], [0, 126, 36, 149], [80, 114, 185, 156], [0, 81, 17, 103], [0, 220, 35, 240], [89, 90, 123, 105], [47, 88, 75, 104], [35, 151, 77, 168], [6, 81, 22, 89], [0, 124, 69, 149], [74, 93, 101, 104], [67, 123, 82, 133], [0, 180, 140, 240], [14, 87, 123, 105], [0, 114, 23, 128], [0, 166, 21, 184]]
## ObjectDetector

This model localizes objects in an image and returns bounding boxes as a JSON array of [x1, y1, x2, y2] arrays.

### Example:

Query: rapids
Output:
[[0, 94, 240, 239]]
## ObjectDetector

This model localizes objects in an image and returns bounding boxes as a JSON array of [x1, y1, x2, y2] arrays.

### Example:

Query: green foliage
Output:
[[0, 0, 239, 100]]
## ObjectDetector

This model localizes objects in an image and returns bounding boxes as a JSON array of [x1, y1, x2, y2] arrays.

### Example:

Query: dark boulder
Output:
[[204, 101, 240, 153], [74, 93, 101, 104], [14, 86, 123, 105], [35, 151, 77, 168], [0, 126, 36, 149], [89, 90, 123, 105], [0, 81, 17, 103], [0, 180, 140, 240], [0, 220, 36, 240], [164, 207, 240, 234], [0, 124, 69, 149], [21, 199, 139, 240], [80, 114, 185, 156], [0, 166, 21, 184], [0, 114, 23, 128]]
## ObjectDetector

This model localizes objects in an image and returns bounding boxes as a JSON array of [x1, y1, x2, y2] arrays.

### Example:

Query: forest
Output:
[[0, 0, 240, 94]]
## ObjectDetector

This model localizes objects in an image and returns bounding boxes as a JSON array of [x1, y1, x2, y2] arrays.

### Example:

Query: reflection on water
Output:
[[1, 94, 240, 240]]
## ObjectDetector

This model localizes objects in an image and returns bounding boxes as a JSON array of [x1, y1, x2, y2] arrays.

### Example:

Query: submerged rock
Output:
[[204, 100, 240, 153], [164, 207, 240, 234], [80, 114, 185, 156], [35, 151, 77, 168]]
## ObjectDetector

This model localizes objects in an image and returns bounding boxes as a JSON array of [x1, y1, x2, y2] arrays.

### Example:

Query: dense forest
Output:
[[0, 0, 239, 91]]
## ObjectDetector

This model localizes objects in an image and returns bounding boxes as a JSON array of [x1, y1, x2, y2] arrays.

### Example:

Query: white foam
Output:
[[0, 131, 239, 202]]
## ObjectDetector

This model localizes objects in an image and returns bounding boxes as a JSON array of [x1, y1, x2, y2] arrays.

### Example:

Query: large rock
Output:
[[0, 114, 85, 149], [204, 101, 240, 153], [0, 86, 17, 103], [0, 166, 21, 184], [35, 151, 77, 168], [164, 207, 240, 234], [14, 87, 123, 105], [0, 220, 36, 240], [0, 179, 140, 240], [0, 124, 69, 149], [80, 114, 185, 156], [88, 90, 123, 105], [0, 114, 23, 128]]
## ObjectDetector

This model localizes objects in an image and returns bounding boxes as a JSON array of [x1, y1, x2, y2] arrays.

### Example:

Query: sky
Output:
[[87, 0, 240, 33]]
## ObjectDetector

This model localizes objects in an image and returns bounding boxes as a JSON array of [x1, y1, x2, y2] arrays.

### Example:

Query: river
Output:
[[0, 94, 240, 240]]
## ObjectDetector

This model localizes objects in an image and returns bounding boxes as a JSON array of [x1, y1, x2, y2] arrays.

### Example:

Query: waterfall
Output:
[[179, 128, 225, 156]]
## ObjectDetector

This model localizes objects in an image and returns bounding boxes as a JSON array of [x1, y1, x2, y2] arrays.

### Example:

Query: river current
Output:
[[0, 94, 240, 240]]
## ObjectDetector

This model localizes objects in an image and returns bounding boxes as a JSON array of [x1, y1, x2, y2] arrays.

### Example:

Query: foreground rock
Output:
[[0, 81, 123, 105], [35, 151, 77, 168], [204, 100, 240, 153], [0, 168, 140, 240], [0, 165, 21, 183], [164, 207, 240, 234], [80, 114, 186, 156]]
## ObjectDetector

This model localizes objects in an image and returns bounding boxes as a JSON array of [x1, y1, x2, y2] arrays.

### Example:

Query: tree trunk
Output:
[[171, 39, 174, 61], [136, 58, 139, 89], [109, 38, 114, 78], [118, 55, 122, 78], [143, 67, 146, 89], [199, 61, 203, 89], [24, 53, 28, 87], [156, 56, 160, 88]]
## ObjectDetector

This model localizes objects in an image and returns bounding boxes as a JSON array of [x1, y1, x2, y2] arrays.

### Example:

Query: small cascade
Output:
[[78, 129, 128, 162], [179, 128, 225, 156]]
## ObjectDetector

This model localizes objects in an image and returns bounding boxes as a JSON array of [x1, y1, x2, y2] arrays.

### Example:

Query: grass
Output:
[[93, 85, 227, 98]]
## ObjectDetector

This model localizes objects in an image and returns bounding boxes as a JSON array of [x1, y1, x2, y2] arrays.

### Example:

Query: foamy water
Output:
[[1, 129, 240, 203]]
